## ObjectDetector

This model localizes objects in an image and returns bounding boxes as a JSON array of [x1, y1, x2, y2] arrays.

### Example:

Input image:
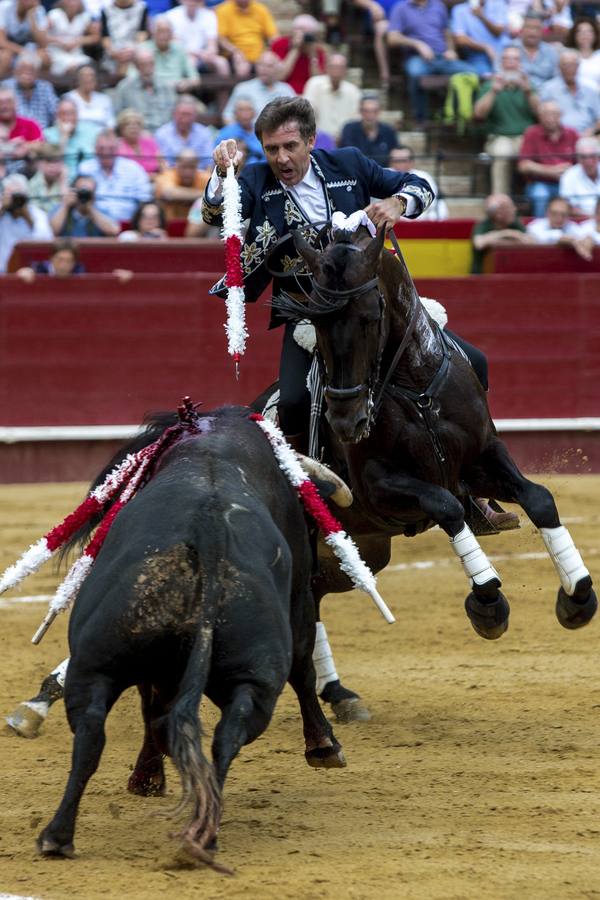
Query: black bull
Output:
[[38, 407, 345, 865]]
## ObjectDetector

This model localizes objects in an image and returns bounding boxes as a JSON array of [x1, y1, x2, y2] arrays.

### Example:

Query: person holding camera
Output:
[[0, 172, 52, 272], [473, 44, 539, 194], [271, 15, 326, 95], [49, 173, 120, 237]]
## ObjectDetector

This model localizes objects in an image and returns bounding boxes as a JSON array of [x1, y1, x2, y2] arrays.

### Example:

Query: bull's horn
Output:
[[297, 455, 353, 508]]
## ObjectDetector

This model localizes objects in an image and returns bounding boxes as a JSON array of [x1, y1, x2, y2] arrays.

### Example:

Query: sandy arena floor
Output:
[[0, 476, 599, 900]]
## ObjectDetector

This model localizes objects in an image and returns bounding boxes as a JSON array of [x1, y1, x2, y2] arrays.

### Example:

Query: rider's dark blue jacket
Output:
[[203, 146, 435, 324]]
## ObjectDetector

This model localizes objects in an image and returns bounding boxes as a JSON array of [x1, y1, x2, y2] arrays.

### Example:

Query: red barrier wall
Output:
[[1, 272, 599, 480]]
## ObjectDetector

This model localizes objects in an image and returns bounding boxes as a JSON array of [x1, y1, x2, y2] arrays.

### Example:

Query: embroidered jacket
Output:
[[203, 146, 434, 327]]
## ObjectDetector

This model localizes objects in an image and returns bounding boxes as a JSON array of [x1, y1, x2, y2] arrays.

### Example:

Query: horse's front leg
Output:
[[464, 438, 596, 630], [362, 464, 510, 640]]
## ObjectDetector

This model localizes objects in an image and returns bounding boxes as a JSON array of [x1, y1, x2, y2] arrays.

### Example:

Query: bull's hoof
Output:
[[331, 697, 372, 723], [305, 744, 347, 769], [127, 767, 166, 797], [6, 702, 46, 739], [556, 578, 597, 630], [37, 831, 75, 859], [465, 590, 510, 640]]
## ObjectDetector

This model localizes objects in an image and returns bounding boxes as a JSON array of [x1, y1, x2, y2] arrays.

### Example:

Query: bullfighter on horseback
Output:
[[204, 96, 517, 531]]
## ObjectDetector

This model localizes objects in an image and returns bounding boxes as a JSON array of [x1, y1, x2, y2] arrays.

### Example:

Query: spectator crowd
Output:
[[1, 0, 600, 273]]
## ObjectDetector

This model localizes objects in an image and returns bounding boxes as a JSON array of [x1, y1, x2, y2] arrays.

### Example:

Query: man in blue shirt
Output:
[[214, 97, 265, 165], [450, 0, 509, 76], [154, 94, 213, 168], [2, 52, 57, 130], [78, 129, 152, 221], [339, 92, 398, 166]]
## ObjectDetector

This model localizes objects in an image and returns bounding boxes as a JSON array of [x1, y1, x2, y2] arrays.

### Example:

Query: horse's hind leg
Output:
[[38, 671, 119, 858], [465, 438, 596, 629], [6, 657, 68, 739]]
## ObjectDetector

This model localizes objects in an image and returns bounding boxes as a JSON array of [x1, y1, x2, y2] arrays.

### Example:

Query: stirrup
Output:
[[464, 495, 500, 536]]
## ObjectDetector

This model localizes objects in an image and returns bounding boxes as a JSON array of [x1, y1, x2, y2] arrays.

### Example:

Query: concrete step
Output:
[[438, 173, 472, 197], [445, 197, 485, 218], [396, 129, 425, 154]]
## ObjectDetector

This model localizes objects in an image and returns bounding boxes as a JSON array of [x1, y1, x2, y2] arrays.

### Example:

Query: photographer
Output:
[[0, 173, 52, 273], [271, 15, 326, 94], [50, 174, 120, 237]]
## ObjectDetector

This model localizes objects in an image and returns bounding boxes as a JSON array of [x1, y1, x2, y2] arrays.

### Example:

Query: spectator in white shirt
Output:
[[526, 194, 592, 259], [559, 135, 600, 216], [46, 0, 100, 78], [78, 127, 152, 221], [0, 172, 52, 272], [577, 196, 600, 245], [65, 64, 115, 129], [165, 0, 228, 76], [303, 53, 361, 141]]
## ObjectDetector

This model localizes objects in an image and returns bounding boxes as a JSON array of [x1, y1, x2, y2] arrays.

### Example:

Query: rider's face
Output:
[[261, 121, 315, 187]]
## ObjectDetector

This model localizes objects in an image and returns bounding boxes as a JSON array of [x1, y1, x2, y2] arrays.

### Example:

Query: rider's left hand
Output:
[[364, 196, 407, 232]]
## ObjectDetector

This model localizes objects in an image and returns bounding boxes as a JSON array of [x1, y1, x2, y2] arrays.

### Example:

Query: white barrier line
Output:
[[0, 894, 43, 899], [0, 594, 53, 609], [387, 547, 599, 573]]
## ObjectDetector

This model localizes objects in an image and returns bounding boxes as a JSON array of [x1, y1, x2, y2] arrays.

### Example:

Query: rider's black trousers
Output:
[[277, 322, 489, 436]]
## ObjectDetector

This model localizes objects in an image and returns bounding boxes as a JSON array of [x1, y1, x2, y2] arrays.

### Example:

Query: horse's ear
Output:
[[363, 224, 387, 270], [291, 229, 320, 273]]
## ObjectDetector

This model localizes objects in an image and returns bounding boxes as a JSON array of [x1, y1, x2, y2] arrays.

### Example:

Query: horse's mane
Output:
[[60, 406, 250, 558]]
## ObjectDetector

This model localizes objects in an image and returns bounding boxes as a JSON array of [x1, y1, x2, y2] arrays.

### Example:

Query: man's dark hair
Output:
[[50, 239, 79, 262], [255, 97, 316, 143], [131, 200, 167, 232]]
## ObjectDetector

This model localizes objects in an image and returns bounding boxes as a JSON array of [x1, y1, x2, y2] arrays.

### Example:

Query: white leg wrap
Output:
[[51, 657, 70, 687], [540, 526, 590, 596], [450, 524, 500, 587], [313, 622, 339, 695]]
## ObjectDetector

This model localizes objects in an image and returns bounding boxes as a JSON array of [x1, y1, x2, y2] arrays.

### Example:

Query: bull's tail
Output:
[[167, 575, 227, 872]]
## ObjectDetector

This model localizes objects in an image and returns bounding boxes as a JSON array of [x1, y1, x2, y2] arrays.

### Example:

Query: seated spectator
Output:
[[0, 172, 52, 271], [44, 97, 99, 179], [65, 64, 115, 130], [352, 0, 394, 90], [116, 108, 161, 175], [303, 54, 361, 142], [471, 192, 532, 273], [517, 100, 578, 217], [339, 92, 398, 167], [112, 47, 176, 132], [511, 13, 558, 91], [118, 198, 167, 239], [559, 136, 600, 216], [214, 97, 264, 164], [221, 49, 295, 125], [525, 194, 592, 259], [539, 51, 600, 136], [388, 144, 449, 219], [164, 0, 228, 77], [46, 0, 100, 78], [50, 172, 121, 236], [473, 45, 538, 195], [154, 146, 209, 218], [27, 142, 67, 212], [450, 0, 509, 77], [538, 0, 572, 43], [2, 52, 57, 130], [154, 94, 212, 167], [0, 0, 48, 80], [271, 15, 326, 96], [387, 0, 474, 124], [16, 237, 86, 280], [101, 0, 148, 78], [576, 196, 600, 244], [565, 17, 600, 91], [141, 17, 200, 92], [0, 85, 42, 176], [78, 127, 152, 220], [216, 0, 277, 79]]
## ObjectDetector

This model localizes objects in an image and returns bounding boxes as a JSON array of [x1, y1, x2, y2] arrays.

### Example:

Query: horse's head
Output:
[[292, 225, 389, 443]]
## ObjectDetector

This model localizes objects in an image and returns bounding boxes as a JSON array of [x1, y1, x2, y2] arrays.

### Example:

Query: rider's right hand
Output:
[[213, 139, 244, 175]]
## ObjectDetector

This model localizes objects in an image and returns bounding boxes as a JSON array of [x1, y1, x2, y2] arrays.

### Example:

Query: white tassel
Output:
[[50, 554, 94, 615], [0, 538, 53, 595]]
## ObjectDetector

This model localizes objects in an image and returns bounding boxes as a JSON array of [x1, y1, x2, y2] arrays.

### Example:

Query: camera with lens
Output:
[[76, 187, 93, 204], [303, 33, 316, 43], [8, 193, 28, 212]]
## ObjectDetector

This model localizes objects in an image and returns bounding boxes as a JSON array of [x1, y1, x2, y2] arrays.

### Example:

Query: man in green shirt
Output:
[[471, 192, 533, 273], [141, 17, 201, 93], [474, 45, 539, 194]]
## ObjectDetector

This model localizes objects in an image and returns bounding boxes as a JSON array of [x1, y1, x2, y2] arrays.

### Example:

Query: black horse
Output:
[[37, 407, 344, 864], [271, 225, 596, 716]]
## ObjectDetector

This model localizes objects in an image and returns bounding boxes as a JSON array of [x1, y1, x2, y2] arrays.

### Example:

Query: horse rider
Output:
[[204, 96, 517, 530]]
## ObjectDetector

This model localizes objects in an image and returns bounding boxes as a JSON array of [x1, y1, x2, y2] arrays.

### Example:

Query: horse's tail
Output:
[[167, 563, 223, 868], [60, 412, 178, 560]]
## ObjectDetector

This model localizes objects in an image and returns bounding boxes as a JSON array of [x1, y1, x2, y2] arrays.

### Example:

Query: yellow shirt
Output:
[[216, 0, 277, 63]]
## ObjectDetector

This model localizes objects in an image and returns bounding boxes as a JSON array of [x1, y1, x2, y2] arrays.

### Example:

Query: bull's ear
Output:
[[363, 224, 387, 270], [291, 229, 320, 272]]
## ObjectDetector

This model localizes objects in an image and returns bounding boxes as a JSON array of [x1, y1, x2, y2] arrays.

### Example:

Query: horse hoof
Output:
[[331, 697, 372, 723], [5, 702, 46, 739], [127, 769, 166, 797], [305, 744, 347, 769], [465, 590, 510, 640], [37, 832, 75, 859], [556, 579, 597, 629]]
